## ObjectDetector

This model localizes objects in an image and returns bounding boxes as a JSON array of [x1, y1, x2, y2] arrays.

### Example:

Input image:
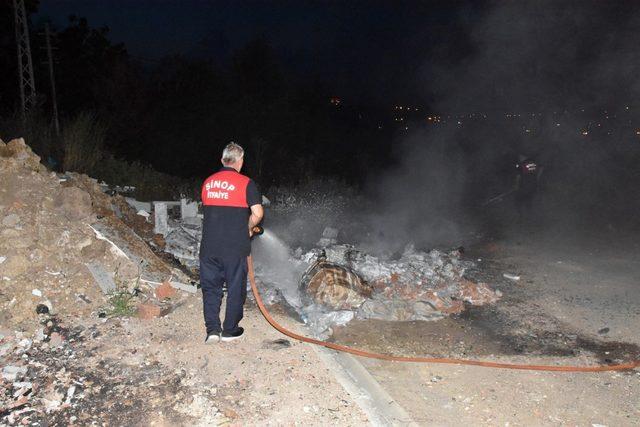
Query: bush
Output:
[[94, 154, 200, 201], [61, 112, 106, 173]]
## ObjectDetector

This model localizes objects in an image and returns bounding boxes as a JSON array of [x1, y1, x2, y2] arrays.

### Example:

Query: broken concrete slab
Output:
[[180, 198, 198, 219], [153, 202, 168, 236], [124, 197, 151, 213], [85, 263, 116, 294], [139, 278, 198, 294]]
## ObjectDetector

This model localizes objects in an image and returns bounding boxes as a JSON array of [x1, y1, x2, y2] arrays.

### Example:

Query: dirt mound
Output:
[[0, 137, 178, 333]]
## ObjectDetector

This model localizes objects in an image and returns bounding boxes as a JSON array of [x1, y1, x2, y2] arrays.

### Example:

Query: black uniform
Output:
[[199, 167, 261, 335]]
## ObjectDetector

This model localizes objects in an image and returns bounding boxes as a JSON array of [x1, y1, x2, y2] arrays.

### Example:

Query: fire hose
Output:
[[247, 254, 640, 372]]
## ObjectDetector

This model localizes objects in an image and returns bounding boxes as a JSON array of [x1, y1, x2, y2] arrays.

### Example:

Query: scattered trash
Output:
[[49, 332, 64, 348], [31, 289, 42, 297], [136, 209, 150, 220], [2, 366, 28, 382], [598, 327, 610, 335], [503, 273, 521, 281], [35, 304, 50, 314]]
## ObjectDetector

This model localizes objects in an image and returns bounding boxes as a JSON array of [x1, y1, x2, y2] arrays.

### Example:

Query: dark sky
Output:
[[35, 1, 640, 110], [36, 0, 482, 106]]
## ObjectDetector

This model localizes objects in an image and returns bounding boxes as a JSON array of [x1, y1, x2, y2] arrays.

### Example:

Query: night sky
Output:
[[36, 0, 481, 106], [35, 0, 640, 110]]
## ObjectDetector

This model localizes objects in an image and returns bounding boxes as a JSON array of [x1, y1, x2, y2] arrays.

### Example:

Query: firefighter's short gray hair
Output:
[[221, 142, 244, 165]]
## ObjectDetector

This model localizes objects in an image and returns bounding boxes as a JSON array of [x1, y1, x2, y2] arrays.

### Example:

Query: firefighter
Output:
[[514, 154, 543, 221], [200, 142, 263, 343]]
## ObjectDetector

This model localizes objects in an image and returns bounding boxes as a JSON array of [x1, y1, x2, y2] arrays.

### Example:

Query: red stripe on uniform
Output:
[[201, 170, 250, 208]]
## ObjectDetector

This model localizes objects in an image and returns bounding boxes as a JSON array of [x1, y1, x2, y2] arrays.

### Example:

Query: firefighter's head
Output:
[[221, 142, 244, 171]]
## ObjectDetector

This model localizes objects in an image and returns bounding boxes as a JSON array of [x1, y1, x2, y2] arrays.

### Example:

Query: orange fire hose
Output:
[[247, 255, 640, 372]]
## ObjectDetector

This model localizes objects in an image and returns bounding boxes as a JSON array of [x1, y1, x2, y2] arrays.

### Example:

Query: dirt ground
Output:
[[332, 229, 640, 426], [1, 296, 369, 426]]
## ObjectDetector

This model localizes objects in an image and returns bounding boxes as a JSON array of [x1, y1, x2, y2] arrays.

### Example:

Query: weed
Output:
[[106, 291, 136, 317]]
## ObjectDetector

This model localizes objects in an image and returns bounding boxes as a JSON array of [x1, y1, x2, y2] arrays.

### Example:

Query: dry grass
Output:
[[61, 112, 106, 173]]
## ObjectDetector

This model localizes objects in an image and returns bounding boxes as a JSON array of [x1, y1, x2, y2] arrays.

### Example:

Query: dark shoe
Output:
[[205, 331, 220, 344], [221, 327, 244, 342]]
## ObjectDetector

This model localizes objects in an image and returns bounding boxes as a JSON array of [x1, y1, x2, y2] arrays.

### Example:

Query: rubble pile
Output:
[[0, 137, 189, 332], [0, 137, 200, 423], [300, 244, 500, 323]]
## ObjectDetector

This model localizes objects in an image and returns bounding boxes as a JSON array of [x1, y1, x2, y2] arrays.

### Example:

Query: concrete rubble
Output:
[[288, 243, 502, 335]]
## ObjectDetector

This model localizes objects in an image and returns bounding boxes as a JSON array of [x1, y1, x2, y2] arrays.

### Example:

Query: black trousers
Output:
[[199, 254, 248, 334]]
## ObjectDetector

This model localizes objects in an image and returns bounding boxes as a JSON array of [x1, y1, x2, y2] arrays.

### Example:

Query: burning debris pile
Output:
[[289, 243, 501, 334]]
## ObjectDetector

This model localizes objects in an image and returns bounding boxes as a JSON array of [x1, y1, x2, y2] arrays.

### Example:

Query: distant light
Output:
[[582, 131, 589, 135], [556, 123, 560, 127], [636, 130, 640, 135]]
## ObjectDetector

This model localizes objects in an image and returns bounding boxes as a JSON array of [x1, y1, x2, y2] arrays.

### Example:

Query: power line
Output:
[[43, 23, 60, 135], [13, 0, 36, 120]]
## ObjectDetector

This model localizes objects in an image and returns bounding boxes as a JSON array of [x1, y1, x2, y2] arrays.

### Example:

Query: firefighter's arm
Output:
[[249, 204, 264, 230]]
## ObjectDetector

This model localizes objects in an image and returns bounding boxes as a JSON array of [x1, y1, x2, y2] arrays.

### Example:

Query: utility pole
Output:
[[13, 0, 37, 120], [43, 23, 60, 135]]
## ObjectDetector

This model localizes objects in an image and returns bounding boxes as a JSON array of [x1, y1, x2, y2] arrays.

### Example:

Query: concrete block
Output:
[[180, 198, 198, 219], [154, 202, 168, 236]]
